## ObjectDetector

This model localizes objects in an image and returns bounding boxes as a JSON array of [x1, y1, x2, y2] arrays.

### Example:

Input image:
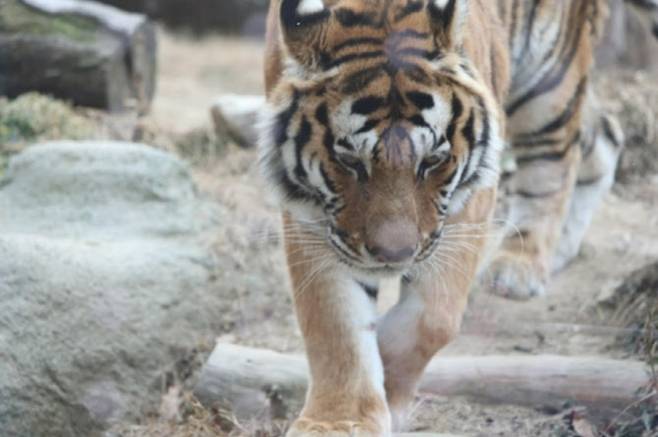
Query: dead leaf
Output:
[[568, 408, 598, 437]]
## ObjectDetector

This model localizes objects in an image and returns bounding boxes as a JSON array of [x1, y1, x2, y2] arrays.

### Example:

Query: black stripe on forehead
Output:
[[404, 65, 434, 85], [334, 8, 380, 28], [396, 48, 440, 63], [352, 96, 386, 115], [334, 37, 384, 53], [406, 91, 434, 110], [384, 44, 436, 74], [394, 0, 424, 22], [389, 28, 430, 40], [341, 66, 385, 94], [384, 27, 431, 60], [323, 19, 438, 72], [328, 50, 385, 69]]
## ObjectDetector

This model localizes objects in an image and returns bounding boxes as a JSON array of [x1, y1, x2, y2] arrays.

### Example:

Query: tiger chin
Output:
[[258, 0, 623, 435]]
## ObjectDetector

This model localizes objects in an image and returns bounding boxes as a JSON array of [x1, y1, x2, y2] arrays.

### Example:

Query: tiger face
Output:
[[260, 0, 504, 279]]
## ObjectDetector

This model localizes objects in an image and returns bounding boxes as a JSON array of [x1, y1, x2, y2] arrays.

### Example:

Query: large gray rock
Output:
[[0, 142, 224, 437]]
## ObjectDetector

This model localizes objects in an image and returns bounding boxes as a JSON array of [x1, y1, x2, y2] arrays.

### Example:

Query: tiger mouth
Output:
[[346, 262, 411, 278], [327, 236, 443, 279], [330, 246, 417, 277]]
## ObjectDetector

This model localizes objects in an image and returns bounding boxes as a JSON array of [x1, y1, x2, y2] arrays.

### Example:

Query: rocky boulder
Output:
[[0, 142, 225, 436]]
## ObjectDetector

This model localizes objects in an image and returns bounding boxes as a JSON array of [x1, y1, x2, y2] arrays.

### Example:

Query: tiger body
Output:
[[260, 0, 623, 435]]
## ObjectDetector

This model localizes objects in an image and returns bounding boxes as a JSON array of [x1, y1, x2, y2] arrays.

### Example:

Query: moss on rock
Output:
[[0, 0, 97, 42], [0, 93, 97, 154]]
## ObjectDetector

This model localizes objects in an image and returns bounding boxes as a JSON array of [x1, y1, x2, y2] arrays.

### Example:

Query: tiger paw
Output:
[[486, 253, 547, 300], [285, 417, 390, 437], [387, 398, 413, 433]]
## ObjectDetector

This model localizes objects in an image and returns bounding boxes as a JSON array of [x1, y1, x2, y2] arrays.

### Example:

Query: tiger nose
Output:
[[366, 220, 419, 264]]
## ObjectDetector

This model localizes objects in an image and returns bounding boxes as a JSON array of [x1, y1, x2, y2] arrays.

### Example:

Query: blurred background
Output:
[[0, 1, 657, 436]]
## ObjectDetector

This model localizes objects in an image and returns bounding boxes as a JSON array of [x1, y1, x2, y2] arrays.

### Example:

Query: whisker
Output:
[[287, 254, 332, 270], [431, 253, 469, 279], [444, 219, 526, 253], [438, 240, 479, 254], [294, 259, 333, 299]]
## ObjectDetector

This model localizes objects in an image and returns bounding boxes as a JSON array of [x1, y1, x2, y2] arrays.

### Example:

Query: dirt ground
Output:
[[115, 31, 658, 437]]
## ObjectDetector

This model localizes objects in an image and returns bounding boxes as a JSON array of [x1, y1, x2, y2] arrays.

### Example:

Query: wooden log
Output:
[[210, 95, 264, 148], [194, 343, 651, 422], [96, 0, 269, 36], [0, 0, 157, 112], [396, 435, 460, 437]]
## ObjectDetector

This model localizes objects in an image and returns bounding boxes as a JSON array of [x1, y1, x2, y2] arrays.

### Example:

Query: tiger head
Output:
[[260, 0, 505, 280]]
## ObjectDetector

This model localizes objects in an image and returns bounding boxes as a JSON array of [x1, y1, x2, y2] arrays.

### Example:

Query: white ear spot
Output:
[[297, 0, 325, 15], [433, 0, 451, 9]]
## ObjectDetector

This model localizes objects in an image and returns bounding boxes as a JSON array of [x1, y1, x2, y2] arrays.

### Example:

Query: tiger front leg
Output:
[[377, 190, 492, 431], [284, 218, 391, 437]]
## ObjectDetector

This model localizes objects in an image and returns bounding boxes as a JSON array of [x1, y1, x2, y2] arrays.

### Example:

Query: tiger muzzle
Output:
[[365, 218, 420, 265]]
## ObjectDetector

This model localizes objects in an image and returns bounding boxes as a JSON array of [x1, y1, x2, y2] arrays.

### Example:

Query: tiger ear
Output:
[[280, 0, 331, 67], [427, 0, 469, 49]]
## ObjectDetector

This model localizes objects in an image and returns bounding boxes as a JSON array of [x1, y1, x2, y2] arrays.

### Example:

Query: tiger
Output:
[[258, 0, 637, 435]]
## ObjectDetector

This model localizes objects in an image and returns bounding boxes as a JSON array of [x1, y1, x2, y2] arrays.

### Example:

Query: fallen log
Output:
[[97, 0, 269, 36], [0, 0, 157, 112], [396, 435, 459, 437], [194, 343, 651, 422]]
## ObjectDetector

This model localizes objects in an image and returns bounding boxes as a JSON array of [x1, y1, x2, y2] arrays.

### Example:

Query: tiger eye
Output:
[[337, 153, 361, 169], [418, 154, 448, 179], [423, 155, 444, 167]]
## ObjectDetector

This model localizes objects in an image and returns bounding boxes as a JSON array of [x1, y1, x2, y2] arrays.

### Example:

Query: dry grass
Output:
[[110, 389, 291, 437], [0, 92, 97, 152], [600, 261, 658, 359], [597, 261, 658, 436], [595, 71, 658, 184], [0, 92, 229, 178]]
